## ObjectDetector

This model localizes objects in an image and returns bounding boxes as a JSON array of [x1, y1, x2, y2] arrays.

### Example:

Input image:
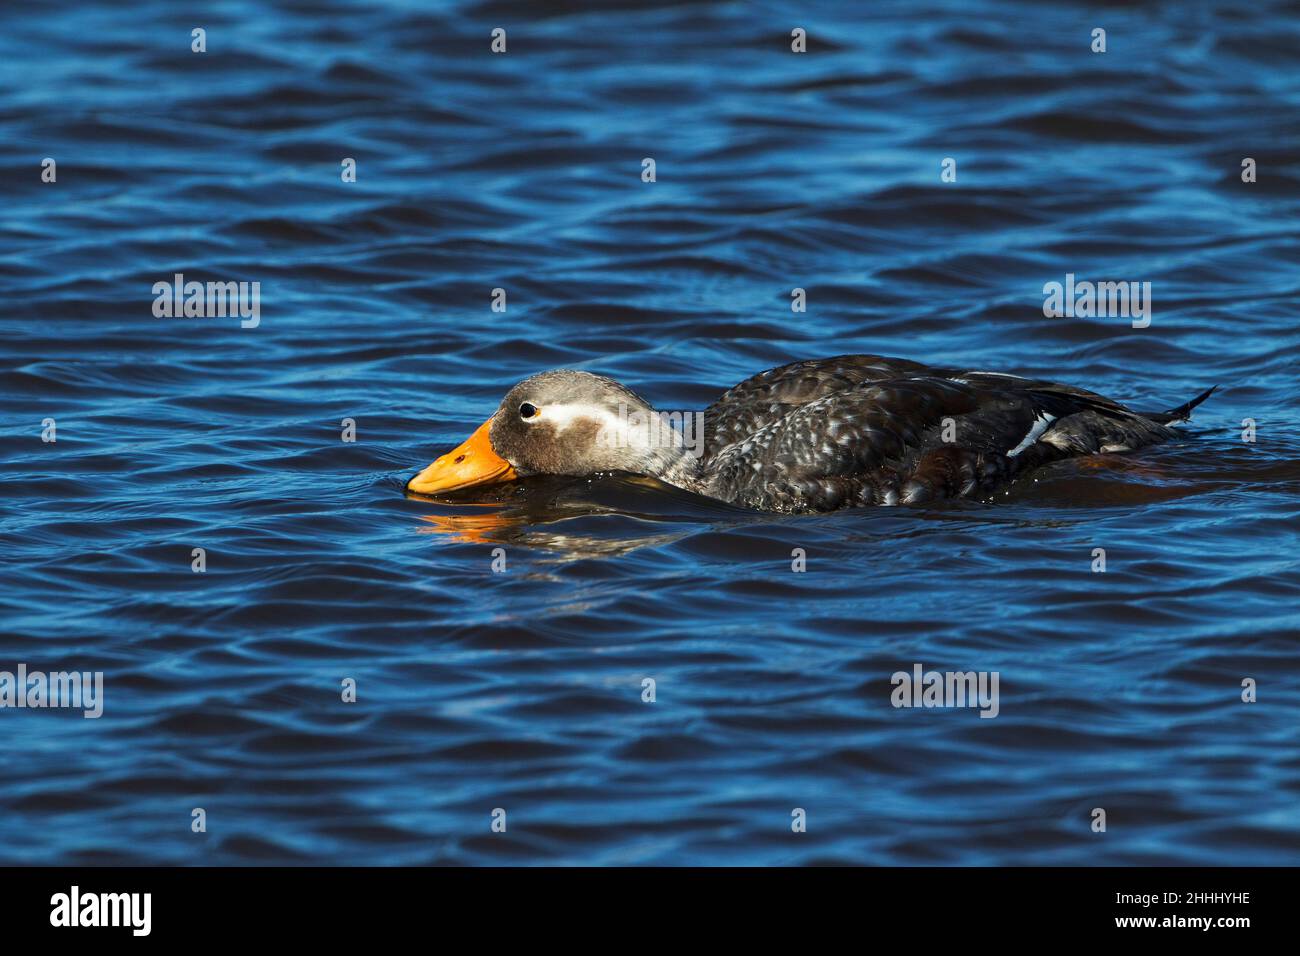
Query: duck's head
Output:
[[407, 369, 695, 496]]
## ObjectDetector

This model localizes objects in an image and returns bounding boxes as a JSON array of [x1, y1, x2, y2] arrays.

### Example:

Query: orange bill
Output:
[[407, 418, 517, 495]]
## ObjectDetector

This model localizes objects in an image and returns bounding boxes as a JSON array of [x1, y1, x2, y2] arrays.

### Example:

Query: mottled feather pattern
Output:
[[699, 355, 1186, 513], [703, 355, 931, 452]]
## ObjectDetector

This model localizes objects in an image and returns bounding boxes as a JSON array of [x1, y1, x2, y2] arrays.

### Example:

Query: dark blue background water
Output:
[[1, 0, 1298, 865]]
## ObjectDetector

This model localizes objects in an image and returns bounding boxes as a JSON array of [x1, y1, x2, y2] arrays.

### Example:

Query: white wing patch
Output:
[[1006, 412, 1056, 457], [950, 372, 1029, 385]]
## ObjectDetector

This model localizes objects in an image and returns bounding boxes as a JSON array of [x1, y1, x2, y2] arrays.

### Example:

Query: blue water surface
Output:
[[1, 0, 1298, 865]]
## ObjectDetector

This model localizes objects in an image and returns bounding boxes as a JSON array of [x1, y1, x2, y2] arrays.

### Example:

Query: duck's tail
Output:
[[1144, 385, 1218, 425]]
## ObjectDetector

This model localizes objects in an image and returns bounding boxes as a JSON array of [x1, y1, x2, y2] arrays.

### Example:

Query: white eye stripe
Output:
[[528, 402, 678, 451], [535, 403, 612, 432]]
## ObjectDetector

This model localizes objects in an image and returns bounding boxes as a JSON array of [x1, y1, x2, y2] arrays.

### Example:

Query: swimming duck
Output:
[[407, 355, 1215, 514]]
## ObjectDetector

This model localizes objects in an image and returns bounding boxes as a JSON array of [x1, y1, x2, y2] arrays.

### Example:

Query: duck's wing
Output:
[[703, 355, 1130, 462], [703, 369, 1177, 513], [704, 354, 932, 457]]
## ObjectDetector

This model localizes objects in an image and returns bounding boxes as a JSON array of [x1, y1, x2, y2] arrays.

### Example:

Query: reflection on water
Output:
[[414, 475, 726, 557], [407, 448, 1229, 558]]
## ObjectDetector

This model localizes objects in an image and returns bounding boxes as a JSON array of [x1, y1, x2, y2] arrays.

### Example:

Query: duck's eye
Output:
[[519, 402, 539, 420]]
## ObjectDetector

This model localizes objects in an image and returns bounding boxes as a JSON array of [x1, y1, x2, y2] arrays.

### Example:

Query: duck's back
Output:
[[700, 355, 1203, 513]]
